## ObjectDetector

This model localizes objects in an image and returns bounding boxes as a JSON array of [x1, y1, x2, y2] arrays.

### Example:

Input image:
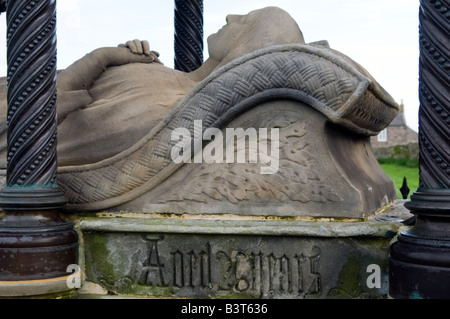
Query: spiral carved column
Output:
[[389, 0, 450, 298], [174, 0, 203, 72], [0, 0, 78, 295]]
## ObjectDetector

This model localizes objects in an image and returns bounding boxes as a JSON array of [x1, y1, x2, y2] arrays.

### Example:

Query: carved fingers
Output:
[[119, 39, 160, 62], [124, 39, 149, 55]]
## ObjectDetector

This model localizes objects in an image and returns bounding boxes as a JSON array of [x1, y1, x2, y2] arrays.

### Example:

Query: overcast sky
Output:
[[0, 0, 420, 131]]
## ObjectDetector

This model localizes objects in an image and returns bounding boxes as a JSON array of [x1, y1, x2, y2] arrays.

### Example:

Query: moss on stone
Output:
[[327, 250, 388, 299], [84, 233, 115, 283], [328, 256, 363, 298]]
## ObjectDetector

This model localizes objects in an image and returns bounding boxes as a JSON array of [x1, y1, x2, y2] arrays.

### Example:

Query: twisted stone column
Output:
[[0, 0, 78, 294], [174, 0, 203, 72], [389, 0, 450, 298]]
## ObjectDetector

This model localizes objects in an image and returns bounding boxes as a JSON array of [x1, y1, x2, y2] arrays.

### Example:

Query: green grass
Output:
[[378, 158, 419, 199]]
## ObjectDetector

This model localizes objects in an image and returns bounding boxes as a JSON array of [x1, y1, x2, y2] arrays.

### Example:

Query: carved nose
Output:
[[226, 14, 243, 24]]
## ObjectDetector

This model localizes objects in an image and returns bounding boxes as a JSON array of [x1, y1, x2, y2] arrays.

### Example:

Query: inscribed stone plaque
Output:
[[83, 224, 393, 298]]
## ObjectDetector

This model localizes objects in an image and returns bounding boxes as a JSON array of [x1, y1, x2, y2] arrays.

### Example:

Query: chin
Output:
[[207, 33, 216, 45], [206, 35, 218, 58]]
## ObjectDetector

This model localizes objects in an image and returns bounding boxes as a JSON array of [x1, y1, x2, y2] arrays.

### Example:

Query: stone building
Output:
[[371, 102, 419, 158]]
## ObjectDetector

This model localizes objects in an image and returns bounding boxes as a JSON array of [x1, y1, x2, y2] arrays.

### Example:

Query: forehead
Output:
[[245, 8, 270, 22], [246, 10, 260, 19], [226, 9, 266, 27], [229, 10, 259, 24]]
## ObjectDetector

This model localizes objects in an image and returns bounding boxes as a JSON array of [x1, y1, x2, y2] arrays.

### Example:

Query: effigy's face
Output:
[[207, 13, 253, 61]]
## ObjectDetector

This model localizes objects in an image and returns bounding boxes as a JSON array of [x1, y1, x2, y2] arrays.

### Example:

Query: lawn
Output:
[[378, 158, 419, 199]]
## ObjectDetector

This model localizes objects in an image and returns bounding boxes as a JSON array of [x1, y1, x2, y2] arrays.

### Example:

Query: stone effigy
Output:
[[0, 7, 399, 219]]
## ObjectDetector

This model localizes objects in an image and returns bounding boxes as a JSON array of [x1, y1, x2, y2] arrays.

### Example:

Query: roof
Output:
[[390, 112, 406, 126]]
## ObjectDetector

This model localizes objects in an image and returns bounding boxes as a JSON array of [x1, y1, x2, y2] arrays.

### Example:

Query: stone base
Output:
[[76, 201, 411, 299]]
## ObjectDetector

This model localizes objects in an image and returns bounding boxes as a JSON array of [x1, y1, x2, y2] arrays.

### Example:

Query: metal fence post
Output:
[[0, 0, 78, 295], [174, 0, 203, 72], [389, 0, 450, 298]]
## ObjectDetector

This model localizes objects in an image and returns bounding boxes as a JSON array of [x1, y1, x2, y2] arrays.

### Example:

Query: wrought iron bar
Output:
[[0, 0, 78, 289], [389, 0, 450, 298], [174, 0, 203, 72], [400, 177, 410, 199]]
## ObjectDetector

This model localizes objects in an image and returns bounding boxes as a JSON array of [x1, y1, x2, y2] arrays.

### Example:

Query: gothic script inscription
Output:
[[127, 235, 322, 298]]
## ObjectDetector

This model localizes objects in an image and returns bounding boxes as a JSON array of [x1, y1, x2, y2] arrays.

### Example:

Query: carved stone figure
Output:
[[0, 7, 399, 218]]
